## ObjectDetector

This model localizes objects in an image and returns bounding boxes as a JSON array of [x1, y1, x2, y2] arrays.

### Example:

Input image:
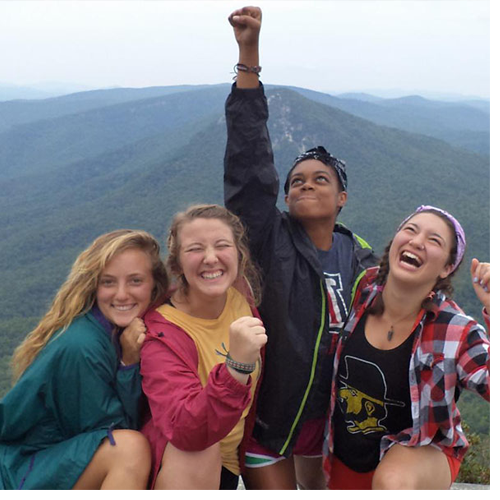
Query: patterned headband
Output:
[[284, 146, 347, 194]]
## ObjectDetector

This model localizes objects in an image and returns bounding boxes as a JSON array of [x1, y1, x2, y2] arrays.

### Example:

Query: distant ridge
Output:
[[284, 86, 489, 156], [0, 84, 230, 134]]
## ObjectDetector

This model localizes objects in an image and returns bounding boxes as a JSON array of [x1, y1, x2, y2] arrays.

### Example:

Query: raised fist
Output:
[[228, 6, 262, 47], [228, 315, 267, 365]]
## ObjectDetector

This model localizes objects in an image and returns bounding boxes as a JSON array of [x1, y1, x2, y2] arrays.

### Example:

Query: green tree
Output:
[[456, 422, 490, 485]]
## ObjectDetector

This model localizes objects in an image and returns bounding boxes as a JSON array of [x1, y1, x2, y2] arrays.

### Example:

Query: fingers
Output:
[[229, 316, 267, 364], [231, 315, 263, 328], [229, 15, 261, 28], [121, 318, 147, 349], [228, 6, 262, 28], [133, 317, 146, 329], [470, 257, 479, 275], [126, 318, 146, 336], [120, 319, 147, 365], [470, 259, 490, 315], [233, 317, 266, 339], [229, 6, 261, 20], [471, 258, 490, 292]]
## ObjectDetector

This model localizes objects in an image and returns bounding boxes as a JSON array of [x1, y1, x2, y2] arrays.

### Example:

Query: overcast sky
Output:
[[0, 0, 491, 98]]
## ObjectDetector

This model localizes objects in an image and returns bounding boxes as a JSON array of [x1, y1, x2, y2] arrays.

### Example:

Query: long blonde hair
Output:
[[166, 204, 261, 305], [12, 229, 168, 381]]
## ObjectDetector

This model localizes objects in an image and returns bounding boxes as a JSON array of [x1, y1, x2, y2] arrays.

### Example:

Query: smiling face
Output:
[[389, 212, 455, 288], [96, 248, 155, 327], [177, 218, 239, 303], [284, 159, 347, 222]]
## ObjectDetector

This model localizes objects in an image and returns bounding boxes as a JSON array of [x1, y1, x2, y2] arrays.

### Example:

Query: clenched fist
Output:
[[471, 258, 490, 315], [120, 317, 147, 365], [229, 316, 267, 365], [228, 6, 262, 48]]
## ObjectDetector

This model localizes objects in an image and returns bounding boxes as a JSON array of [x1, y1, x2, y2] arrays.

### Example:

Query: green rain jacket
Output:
[[0, 309, 142, 490]]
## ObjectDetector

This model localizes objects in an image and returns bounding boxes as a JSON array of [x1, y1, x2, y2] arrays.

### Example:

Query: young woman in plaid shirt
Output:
[[324, 206, 490, 489]]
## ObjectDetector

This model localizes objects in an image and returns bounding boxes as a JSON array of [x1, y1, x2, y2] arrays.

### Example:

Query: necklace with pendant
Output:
[[386, 311, 417, 341], [387, 326, 396, 341]]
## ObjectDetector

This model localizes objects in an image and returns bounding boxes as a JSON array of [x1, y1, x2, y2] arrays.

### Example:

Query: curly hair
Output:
[[166, 204, 261, 305], [12, 230, 169, 381], [369, 209, 460, 315]]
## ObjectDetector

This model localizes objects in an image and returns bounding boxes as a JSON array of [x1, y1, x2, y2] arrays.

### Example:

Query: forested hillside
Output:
[[0, 84, 224, 133], [0, 84, 489, 441], [288, 87, 490, 156]]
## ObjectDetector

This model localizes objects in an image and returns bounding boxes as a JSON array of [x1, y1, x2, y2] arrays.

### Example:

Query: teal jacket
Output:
[[0, 310, 142, 490]]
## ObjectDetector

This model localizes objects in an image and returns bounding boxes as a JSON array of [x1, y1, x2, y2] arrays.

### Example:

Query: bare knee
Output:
[[188, 444, 222, 484], [294, 456, 326, 490], [109, 430, 151, 475], [243, 457, 297, 490], [156, 442, 222, 489], [372, 466, 416, 490], [74, 430, 151, 489], [372, 444, 451, 490]]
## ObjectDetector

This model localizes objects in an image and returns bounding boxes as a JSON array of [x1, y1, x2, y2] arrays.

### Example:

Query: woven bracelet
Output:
[[233, 63, 262, 76], [225, 354, 256, 374]]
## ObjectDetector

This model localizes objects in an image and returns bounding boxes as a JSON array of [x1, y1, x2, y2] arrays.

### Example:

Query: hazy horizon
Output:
[[1, 1, 491, 99], [0, 80, 490, 103]]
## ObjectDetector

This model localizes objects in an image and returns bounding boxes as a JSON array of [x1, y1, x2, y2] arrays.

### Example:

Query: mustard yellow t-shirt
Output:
[[156, 287, 260, 475]]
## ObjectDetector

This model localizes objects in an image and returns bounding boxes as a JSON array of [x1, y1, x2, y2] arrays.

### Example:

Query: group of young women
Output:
[[0, 5, 490, 491]]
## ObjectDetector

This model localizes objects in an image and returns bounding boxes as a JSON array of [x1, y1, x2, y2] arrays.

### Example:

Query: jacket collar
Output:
[[90, 304, 115, 335]]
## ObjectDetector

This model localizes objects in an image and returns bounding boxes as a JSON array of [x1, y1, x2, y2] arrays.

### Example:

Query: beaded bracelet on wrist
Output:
[[225, 354, 256, 374], [233, 63, 262, 76]]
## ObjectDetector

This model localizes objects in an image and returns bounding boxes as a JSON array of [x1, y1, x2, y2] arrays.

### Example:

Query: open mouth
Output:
[[201, 270, 223, 280], [399, 251, 423, 268]]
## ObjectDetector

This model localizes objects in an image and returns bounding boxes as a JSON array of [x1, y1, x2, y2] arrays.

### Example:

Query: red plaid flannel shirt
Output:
[[324, 267, 490, 476]]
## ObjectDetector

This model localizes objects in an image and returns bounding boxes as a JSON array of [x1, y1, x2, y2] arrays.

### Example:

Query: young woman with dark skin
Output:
[[225, 6, 377, 489]]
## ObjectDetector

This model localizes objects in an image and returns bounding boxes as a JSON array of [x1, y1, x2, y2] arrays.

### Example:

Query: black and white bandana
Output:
[[284, 146, 347, 194]]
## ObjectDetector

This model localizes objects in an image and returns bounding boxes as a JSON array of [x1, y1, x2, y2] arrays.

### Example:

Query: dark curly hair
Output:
[[369, 209, 460, 315]]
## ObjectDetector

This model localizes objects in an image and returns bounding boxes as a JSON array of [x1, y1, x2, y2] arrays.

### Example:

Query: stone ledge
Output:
[[238, 479, 490, 490], [451, 483, 490, 490]]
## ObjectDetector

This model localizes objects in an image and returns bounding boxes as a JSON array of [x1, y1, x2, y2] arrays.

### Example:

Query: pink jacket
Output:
[[140, 306, 263, 486]]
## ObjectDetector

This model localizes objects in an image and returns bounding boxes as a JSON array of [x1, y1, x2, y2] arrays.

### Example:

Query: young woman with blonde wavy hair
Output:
[[1, 229, 168, 490]]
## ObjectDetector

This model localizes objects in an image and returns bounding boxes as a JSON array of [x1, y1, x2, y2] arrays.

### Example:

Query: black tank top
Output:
[[333, 312, 415, 472]]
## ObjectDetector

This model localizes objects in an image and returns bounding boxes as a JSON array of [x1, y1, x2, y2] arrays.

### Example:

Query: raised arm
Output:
[[470, 258, 490, 316], [224, 6, 281, 260], [454, 259, 490, 400], [228, 6, 261, 89]]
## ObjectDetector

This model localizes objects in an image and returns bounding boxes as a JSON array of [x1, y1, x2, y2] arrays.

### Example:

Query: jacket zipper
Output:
[[279, 280, 327, 455]]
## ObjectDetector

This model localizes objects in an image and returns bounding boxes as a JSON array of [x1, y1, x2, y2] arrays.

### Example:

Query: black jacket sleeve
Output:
[[224, 83, 281, 257]]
